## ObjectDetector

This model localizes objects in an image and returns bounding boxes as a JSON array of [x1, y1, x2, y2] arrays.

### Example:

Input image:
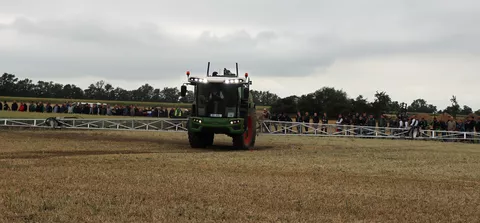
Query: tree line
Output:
[[270, 87, 478, 119], [0, 73, 279, 106], [1, 73, 479, 119]]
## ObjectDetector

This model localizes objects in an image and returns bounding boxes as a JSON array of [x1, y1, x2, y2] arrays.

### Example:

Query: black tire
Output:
[[188, 131, 206, 148], [232, 115, 256, 150], [205, 133, 214, 146], [232, 134, 246, 150]]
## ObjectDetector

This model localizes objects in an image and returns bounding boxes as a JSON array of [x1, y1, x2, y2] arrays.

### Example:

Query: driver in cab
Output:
[[208, 88, 224, 101]]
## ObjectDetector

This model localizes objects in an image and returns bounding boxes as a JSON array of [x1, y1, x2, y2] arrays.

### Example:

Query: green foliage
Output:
[[408, 99, 437, 113], [251, 90, 280, 106]]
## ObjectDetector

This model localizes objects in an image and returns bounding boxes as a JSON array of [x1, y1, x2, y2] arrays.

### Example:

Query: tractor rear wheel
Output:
[[232, 115, 256, 150]]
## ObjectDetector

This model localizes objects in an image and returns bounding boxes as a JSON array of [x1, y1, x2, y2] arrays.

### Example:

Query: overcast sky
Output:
[[0, 0, 479, 110]]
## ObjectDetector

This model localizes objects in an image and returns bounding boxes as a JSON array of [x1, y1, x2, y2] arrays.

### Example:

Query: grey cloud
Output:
[[0, 16, 335, 80], [0, 0, 480, 110]]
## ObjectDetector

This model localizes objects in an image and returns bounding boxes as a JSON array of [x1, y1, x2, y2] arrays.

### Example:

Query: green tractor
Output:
[[180, 62, 257, 150]]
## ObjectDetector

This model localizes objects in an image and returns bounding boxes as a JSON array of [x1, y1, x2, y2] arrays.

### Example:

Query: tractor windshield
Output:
[[196, 83, 241, 118]]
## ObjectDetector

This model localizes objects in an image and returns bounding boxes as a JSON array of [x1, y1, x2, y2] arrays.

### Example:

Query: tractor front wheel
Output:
[[205, 133, 214, 146], [188, 131, 206, 148], [232, 115, 256, 150]]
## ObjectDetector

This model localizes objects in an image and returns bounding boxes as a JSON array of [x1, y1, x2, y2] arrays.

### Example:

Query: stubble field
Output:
[[0, 129, 479, 222]]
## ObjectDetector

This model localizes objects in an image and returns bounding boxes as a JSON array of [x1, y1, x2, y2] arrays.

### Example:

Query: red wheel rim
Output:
[[243, 116, 253, 145]]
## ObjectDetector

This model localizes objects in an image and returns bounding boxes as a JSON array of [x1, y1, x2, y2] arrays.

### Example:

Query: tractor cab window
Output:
[[196, 83, 240, 118]]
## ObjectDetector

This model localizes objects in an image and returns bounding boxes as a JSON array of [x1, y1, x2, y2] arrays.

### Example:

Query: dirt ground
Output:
[[0, 129, 479, 222]]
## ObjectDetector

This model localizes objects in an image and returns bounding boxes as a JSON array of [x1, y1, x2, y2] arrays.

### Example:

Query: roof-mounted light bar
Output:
[[189, 77, 208, 83], [224, 79, 244, 84]]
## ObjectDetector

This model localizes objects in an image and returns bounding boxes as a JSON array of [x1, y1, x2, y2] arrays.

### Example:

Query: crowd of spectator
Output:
[[0, 101, 190, 118], [2, 100, 480, 137], [262, 109, 480, 135]]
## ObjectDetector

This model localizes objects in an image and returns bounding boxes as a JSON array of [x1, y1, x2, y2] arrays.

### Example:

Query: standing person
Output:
[[343, 114, 351, 135], [11, 101, 18, 111], [365, 115, 376, 136], [302, 112, 310, 133], [262, 108, 270, 132], [397, 116, 404, 136], [465, 116, 475, 140], [312, 112, 320, 134], [295, 111, 302, 134], [285, 113, 293, 133], [419, 117, 428, 136], [3, 101, 10, 111], [378, 115, 387, 134], [432, 117, 440, 138], [321, 112, 328, 134], [408, 116, 420, 138], [447, 117, 456, 139], [270, 112, 278, 132], [336, 114, 344, 132], [29, 102, 36, 112]]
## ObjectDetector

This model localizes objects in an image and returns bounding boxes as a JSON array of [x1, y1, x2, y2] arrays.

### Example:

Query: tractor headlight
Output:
[[230, 120, 241, 125], [192, 118, 202, 123]]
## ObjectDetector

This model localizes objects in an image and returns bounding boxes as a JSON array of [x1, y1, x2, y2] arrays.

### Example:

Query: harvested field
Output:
[[0, 129, 479, 222]]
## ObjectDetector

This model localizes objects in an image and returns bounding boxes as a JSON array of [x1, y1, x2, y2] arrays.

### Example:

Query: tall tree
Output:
[[251, 90, 280, 106], [371, 91, 392, 116], [62, 84, 85, 99], [310, 87, 351, 118], [351, 95, 371, 114], [460, 105, 473, 115], [444, 95, 461, 118], [271, 95, 299, 114], [408, 98, 437, 113], [15, 78, 36, 97], [159, 87, 180, 103], [0, 73, 19, 95]]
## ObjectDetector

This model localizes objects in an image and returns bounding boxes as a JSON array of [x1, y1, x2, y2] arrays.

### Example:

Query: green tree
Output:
[[408, 99, 437, 113], [460, 105, 473, 115], [0, 73, 19, 95], [371, 91, 392, 116], [351, 95, 371, 114], [159, 87, 180, 103], [271, 95, 299, 114], [443, 95, 461, 118]]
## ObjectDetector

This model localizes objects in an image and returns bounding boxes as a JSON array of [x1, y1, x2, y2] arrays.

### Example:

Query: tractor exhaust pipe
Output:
[[236, 62, 239, 77], [207, 62, 210, 76]]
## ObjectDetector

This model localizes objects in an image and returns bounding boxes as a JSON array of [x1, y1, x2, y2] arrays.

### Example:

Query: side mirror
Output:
[[181, 85, 187, 97], [243, 88, 249, 99]]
